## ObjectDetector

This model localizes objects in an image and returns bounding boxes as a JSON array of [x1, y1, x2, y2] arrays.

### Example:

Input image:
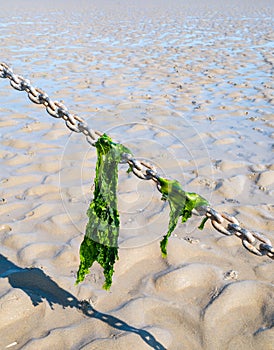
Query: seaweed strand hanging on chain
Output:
[[76, 134, 132, 290], [157, 177, 209, 257]]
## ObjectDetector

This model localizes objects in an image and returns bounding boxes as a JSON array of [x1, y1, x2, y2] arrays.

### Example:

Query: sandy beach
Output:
[[0, 0, 273, 349]]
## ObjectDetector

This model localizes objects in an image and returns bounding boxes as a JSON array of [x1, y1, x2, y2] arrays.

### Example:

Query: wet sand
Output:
[[0, 1, 273, 349]]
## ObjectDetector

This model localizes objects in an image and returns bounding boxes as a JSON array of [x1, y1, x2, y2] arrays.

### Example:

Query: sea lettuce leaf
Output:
[[76, 134, 131, 290], [76, 133, 209, 288], [158, 177, 209, 257]]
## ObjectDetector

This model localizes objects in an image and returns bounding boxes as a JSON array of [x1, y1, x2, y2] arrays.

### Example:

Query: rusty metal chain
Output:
[[1, 62, 273, 260]]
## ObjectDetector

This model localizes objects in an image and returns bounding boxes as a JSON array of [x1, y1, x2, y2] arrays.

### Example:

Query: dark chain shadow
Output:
[[0, 254, 166, 350]]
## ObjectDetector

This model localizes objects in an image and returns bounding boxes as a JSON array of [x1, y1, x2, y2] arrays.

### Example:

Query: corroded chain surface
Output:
[[1, 62, 273, 260]]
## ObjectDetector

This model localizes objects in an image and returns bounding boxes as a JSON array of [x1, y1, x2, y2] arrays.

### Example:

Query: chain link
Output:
[[121, 153, 160, 182], [1, 62, 273, 260], [205, 208, 274, 259]]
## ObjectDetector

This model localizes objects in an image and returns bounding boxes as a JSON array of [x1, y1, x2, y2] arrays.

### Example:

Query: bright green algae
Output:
[[158, 177, 209, 258], [76, 134, 209, 289], [76, 134, 131, 290]]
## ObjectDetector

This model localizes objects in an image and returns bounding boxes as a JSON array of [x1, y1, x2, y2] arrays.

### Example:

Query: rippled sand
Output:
[[0, 1, 273, 349]]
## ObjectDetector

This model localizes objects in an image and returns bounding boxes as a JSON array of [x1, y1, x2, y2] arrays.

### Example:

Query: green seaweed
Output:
[[158, 177, 209, 257], [76, 133, 210, 289], [76, 134, 131, 290]]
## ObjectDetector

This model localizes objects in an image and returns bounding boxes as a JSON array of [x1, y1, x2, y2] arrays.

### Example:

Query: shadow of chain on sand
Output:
[[0, 254, 166, 350]]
